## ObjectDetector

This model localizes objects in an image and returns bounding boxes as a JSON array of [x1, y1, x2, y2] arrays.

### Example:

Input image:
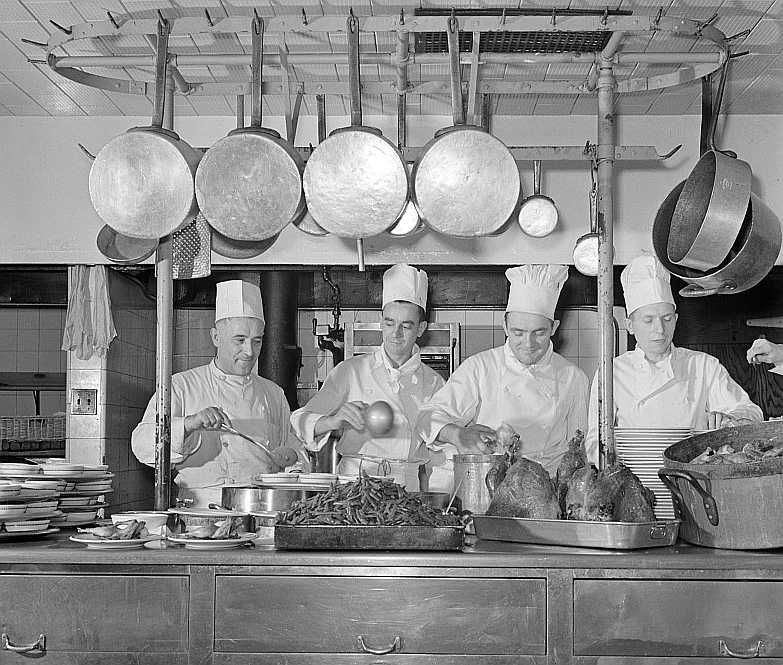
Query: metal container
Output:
[[452, 454, 506, 515], [473, 515, 680, 550], [660, 422, 783, 549], [221, 484, 327, 513], [167, 507, 254, 534]]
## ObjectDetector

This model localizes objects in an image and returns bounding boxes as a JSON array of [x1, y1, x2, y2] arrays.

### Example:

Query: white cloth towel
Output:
[[62, 266, 117, 360]]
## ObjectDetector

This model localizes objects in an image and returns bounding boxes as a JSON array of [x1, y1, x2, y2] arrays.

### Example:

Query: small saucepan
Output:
[[517, 160, 558, 238]]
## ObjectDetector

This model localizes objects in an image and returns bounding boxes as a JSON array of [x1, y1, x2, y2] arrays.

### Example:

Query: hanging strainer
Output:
[[171, 212, 212, 279]]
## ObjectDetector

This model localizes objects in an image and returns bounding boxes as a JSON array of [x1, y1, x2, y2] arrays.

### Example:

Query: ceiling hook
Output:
[[106, 11, 120, 30], [349, 7, 355, 19], [49, 20, 72, 35], [21, 38, 48, 49], [601, 7, 609, 25], [156, 10, 167, 26], [500, 8, 507, 26], [204, 9, 214, 27], [727, 28, 751, 42], [301, 8, 308, 25], [653, 7, 664, 29]]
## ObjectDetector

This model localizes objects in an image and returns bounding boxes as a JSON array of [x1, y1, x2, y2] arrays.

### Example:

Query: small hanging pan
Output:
[[412, 16, 520, 237], [195, 15, 304, 241], [96, 224, 158, 264], [89, 20, 201, 240], [303, 13, 408, 239], [667, 53, 752, 272], [517, 160, 558, 238], [211, 228, 280, 259]]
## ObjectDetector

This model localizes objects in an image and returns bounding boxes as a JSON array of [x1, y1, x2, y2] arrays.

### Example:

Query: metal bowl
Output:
[[222, 484, 328, 513]]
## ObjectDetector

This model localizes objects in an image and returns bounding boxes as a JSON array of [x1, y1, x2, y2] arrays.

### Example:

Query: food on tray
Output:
[[183, 516, 244, 540], [277, 474, 462, 527], [82, 520, 148, 540], [690, 439, 783, 464], [486, 430, 657, 523]]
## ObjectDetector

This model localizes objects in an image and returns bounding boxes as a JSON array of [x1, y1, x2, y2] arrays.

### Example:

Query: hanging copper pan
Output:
[[303, 14, 408, 239], [412, 16, 520, 238], [195, 16, 304, 242], [96, 224, 158, 264], [89, 21, 200, 240]]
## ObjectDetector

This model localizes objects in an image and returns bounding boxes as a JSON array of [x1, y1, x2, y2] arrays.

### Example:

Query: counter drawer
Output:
[[0, 574, 188, 657], [574, 579, 783, 658], [215, 575, 546, 655]]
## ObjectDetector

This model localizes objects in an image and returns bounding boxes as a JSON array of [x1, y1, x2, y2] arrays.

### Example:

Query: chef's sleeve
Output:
[[130, 378, 201, 467], [415, 358, 481, 448], [290, 362, 351, 451], [585, 370, 600, 466], [705, 357, 764, 422]]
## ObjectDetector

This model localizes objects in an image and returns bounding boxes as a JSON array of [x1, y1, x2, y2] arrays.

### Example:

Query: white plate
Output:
[[4, 520, 50, 532], [60, 490, 114, 497], [255, 473, 299, 483], [0, 508, 27, 520], [51, 517, 101, 528], [0, 463, 40, 473], [0, 527, 59, 541], [0, 470, 44, 479], [167, 533, 257, 550], [69, 535, 157, 549]]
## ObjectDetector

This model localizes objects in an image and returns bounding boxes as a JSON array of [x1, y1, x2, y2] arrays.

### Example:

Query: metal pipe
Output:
[[168, 65, 192, 94], [395, 30, 410, 95], [316, 94, 326, 141], [236, 94, 244, 128], [153, 77, 175, 511], [54, 51, 722, 68], [596, 50, 617, 471]]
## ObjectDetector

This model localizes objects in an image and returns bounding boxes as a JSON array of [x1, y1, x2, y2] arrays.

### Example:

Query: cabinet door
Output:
[[215, 575, 546, 656], [574, 579, 783, 658], [0, 575, 188, 663]]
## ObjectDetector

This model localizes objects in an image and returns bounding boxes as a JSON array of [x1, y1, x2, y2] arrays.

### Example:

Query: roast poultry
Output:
[[486, 428, 656, 522]]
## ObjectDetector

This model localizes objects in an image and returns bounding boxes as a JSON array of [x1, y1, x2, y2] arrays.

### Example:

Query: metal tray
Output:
[[275, 525, 464, 551], [472, 515, 680, 550]]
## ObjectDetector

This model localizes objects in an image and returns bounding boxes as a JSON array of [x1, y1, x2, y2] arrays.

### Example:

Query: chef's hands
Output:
[[438, 423, 498, 454], [314, 401, 369, 437], [747, 337, 783, 366], [184, 406, 232, 436]]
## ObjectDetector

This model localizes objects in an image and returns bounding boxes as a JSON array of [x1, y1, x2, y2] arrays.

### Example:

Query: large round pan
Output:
[[302, 15, 408, 239], [195, 17, 304, 242], [412, 16, 520, 238], [96, 224, 158, 264], [667, 55, 752, 272], [211, 228, 280, 259], [89, 21, 199, 240], [653, 181, 781, 297]]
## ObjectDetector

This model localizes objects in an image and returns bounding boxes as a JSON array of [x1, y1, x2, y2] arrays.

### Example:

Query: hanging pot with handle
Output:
[[517, 160, 558, 237], [412, 16, 520, 238], [195, 16, 304, 242], [653, 180, 781, 297], [303, 14, 408, 239], [667, 53, 752, 272], [89, 20, 201, 240]]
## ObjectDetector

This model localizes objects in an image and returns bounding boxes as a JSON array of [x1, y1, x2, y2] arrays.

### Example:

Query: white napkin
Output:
[[61, 266, 117, 360]]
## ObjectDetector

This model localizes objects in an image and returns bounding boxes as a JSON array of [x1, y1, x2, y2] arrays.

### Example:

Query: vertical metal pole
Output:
[[153, 74, 175, 510], [236, 94, 244, 129], [596, 38, 621, 470]]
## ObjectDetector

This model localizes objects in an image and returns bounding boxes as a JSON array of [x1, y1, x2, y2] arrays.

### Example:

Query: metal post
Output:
[[153, 74, 175, 510], [236, 94, 244, 129], [596, 35, 621, 470]]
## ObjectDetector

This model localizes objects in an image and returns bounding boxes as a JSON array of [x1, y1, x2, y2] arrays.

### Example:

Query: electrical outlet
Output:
[[71, 389, 98, 415]]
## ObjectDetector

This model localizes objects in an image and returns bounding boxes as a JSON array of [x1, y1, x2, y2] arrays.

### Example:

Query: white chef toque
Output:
[[382, 264, 428, 310], [505, 264, 569, 320], [621, 254, 675, 316], [215, 280, 265, 323]]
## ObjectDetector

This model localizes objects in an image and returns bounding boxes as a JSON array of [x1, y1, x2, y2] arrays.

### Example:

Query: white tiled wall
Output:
[[174, 309, 217, 373], [0, 307, 67, 417]]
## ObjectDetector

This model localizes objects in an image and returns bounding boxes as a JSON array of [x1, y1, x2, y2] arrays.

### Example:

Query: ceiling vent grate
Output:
[[414, 30, 612, 54]]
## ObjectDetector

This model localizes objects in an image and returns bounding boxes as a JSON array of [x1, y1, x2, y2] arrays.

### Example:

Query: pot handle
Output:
[[658, 468, 719, 526], [679, 281, 737, 298]]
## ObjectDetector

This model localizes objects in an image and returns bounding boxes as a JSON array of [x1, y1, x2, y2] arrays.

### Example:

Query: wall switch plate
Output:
[[71, 388, 98, 415]]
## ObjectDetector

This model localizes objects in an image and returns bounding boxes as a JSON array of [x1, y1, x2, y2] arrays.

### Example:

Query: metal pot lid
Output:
[[96, 224, 158, 264], [413, 127, 520, 237], [195, 131, 304, 242], [303, 128, 409, 238], [89, 130, 200, 240], [211, 227, 279, 259]]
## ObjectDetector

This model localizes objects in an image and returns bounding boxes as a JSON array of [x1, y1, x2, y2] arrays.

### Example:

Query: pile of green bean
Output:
[[278, 475, 461, 527]]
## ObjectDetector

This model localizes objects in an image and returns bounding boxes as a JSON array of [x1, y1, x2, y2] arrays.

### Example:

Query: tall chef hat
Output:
[[621, 254, 675, 316], [382, 264, 428, 310], [215, 280, 265, 323], [505, 264, 569, 320]]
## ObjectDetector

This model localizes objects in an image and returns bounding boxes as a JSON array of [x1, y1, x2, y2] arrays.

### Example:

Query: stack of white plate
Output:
[[32, 463, 114, 528], [614, 428, 693, 520]]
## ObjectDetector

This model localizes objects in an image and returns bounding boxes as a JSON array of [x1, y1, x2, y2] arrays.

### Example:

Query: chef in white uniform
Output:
[[585, 254, 763, 464], [290, 264, 445, 490], [416, 264, 589, 477], [131, 280, 305, 508]]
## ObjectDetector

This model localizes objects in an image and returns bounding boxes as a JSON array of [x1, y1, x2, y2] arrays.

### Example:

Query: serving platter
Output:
[[0, 527, 59, 541], [168, 532, 257, 550], [69, 535, 158, 549]]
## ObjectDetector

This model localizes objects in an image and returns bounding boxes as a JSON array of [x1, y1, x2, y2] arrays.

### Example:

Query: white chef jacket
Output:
[[131, 360, 305, 508], [290, 346, 445, 490], [416, 342, 589, 476], [585, 345, 763, 464]]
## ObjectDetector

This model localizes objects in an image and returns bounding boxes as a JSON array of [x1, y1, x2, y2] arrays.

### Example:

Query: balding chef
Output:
[[291, 264, 446, 490], [586, 254, 762, 464], [131, 280, 305, 507], [416, 264, 589, 478]]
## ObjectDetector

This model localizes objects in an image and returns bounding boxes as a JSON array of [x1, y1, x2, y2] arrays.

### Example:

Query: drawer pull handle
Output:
[[357, 635, 401, 655], [1, 632, 46, 654], [719, 639, 764, 659]]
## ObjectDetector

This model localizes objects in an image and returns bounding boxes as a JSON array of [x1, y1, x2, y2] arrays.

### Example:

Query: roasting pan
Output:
[[472, 515, 680, 550]]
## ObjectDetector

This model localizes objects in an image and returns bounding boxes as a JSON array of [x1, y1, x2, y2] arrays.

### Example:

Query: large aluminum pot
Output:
[[413, 125, 520, 237], [453, 453, 506, 514], [168, 507, 254, 534], [659, 422, 783, 549], [220, 484, 327, 513], [653, 181, 781, 297]]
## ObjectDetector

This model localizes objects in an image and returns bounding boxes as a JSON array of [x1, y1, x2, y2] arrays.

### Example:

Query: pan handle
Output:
[[658, 469, 719, 526], [150, 18, 170, 129], [679, 281, 737, 298]]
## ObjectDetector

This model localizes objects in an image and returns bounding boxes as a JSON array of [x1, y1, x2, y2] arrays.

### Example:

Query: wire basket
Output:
[[0, 415, 66, 452]]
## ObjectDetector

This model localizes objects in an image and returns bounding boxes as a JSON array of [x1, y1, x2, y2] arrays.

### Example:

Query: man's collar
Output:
[[629, 345, 677, 371], [503, 340, 554, 373], [209, 359, 253, 382], [375, 344, 421, 374]]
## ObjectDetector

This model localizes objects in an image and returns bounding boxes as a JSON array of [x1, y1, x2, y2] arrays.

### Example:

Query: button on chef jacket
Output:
[[416, 341, 589, 477], [131, 360, 305, 508], [290, 345, 445, 490], [585, 345, 763, 465]]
